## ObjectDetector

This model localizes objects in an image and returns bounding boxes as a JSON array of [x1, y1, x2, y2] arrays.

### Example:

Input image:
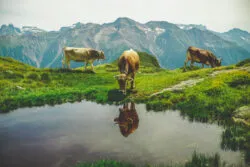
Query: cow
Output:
[[62, 47, 105, 71], [183, 46, 222, 71], [114, 102, 139, 137], [115, 49, 140, 95]]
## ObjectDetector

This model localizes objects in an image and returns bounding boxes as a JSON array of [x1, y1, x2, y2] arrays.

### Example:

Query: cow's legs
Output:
[[85, 62, 88, 71], [67, 61, 70, 69], [184, 50, 192, 72], [184, 59, 189, 71], [190, 60, 194, 69], [91, 63, 94, 71], [131, 73, 135, 89], [62, 60, 65, 68]]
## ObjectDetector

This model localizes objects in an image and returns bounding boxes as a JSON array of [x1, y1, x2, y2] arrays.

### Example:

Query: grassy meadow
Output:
[[0, 53, 249, 121]]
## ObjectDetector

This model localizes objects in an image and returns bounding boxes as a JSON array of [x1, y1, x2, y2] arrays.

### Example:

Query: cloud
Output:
[[0, 0, 249, 32]]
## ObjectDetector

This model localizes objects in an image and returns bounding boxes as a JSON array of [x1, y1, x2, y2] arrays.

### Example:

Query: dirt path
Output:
[[150, 66, 250, 97]]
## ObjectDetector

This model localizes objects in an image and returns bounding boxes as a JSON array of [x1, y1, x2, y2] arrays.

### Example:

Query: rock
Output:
[[150, 78, 204, 97], [233, 106, 250, 127], [16, 85, 25, 90], [234, 106, 250, 117]]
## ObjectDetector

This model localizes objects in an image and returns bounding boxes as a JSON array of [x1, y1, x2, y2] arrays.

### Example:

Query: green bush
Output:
[[227, 75, 250, 87], [27, 72, 40, 80], [204, 85, 225, 96], [3, 70, 24, 79], [41, 73, 51, 82], [236, 58, 250, 67]]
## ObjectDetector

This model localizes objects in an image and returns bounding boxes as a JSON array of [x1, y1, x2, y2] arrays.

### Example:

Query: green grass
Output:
[[73, 151, 240, 167], [178, 70, 250, 119], [236, 58, 250, 67], [0, 56, 214, 112], [145, 70, 250, 120], [74, 160, 135, 167], [0, 56, 249, 121]]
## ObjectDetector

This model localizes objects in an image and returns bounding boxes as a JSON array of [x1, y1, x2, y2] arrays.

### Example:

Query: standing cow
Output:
[[184, 46, 221, 71], [62, 47, 105, 71], [115, 49, 140, 95]]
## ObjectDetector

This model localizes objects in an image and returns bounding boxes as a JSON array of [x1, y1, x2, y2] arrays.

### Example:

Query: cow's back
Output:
[[63, 47, 91, 61], [188, 46, 210, 64], [118, 50, 139, 74]]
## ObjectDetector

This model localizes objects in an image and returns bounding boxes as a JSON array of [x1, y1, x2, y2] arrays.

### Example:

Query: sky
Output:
[[0, 0, 249, 32]]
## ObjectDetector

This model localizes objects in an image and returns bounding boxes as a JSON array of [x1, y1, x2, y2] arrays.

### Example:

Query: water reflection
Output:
[[0, 101, 246, 166], [114, 102, 139, 137], [221, 125, 250, 164]]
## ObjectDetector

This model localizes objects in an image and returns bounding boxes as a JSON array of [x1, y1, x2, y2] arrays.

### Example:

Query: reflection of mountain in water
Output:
[[114, 102, 139, 137]]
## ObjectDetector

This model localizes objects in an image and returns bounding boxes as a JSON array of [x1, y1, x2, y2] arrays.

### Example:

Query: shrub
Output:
[[236, 58, 250, 67], [27, 72, 40, 80], [41, 73, 51, 82], [227, 75, 250, 87], [204, 86, 224, 96], [3, 70, 24, 79]]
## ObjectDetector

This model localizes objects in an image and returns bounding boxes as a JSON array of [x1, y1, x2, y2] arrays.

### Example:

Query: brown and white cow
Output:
[[115, 49, 140, 94], [184, 46, 222, 71], [114, 102, 139, 137], [62, 47, 105, 71]]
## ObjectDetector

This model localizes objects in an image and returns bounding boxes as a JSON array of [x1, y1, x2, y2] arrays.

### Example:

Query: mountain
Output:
[[21, 26, 46, 35], [0, 24, 21, 35], [218, 28, 250, 52], [176, 24, 207, 31], [0, 18, 250, 69]]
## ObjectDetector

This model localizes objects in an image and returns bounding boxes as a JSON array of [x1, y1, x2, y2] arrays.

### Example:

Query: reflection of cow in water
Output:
[[114, 102, 139, 137]]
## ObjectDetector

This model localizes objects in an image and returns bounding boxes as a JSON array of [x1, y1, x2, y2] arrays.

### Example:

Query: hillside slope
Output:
[[0, 55, 249, 116]]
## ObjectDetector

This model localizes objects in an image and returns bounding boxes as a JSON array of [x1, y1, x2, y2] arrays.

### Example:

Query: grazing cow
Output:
[[62, 47, 105, 71], [115, 49, 140, 94], [184, 46, 222, 71], [114, 102, 139, 137]]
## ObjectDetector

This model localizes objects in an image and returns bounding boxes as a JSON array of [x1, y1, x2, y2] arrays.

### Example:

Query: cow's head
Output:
[[114, 74, 133, 94], [98, 51, 105, 60], [216, 58, 222, 67]]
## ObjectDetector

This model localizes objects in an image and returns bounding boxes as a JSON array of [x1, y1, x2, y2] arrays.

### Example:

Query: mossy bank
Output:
[[1, 55, 249, 122]]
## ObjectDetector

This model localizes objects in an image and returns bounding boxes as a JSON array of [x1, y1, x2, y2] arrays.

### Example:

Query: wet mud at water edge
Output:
[[0, 101, 245, 167]]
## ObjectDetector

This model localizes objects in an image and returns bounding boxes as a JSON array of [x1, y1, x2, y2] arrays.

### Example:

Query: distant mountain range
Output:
[[0, 17, 250, 69]]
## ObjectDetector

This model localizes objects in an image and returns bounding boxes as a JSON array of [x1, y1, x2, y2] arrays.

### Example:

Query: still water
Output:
[[0, 101, 244, 167]]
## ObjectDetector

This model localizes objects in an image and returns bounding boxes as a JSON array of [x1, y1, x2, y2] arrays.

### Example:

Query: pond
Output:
[[0, 101, 245, 167]]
